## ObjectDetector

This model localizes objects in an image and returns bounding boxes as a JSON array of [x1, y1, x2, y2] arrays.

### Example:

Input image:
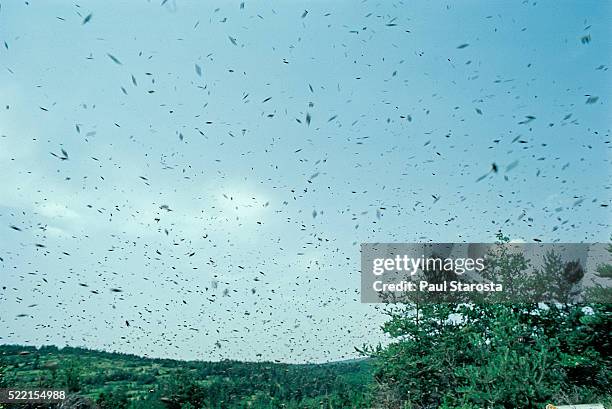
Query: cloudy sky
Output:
[[0, 0, 610, 363]]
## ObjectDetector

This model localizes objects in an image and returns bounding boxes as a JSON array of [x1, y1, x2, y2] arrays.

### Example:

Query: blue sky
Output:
[[0, 0, 610, 363]]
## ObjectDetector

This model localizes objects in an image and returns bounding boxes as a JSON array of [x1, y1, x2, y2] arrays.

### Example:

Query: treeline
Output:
[[0, 345, 372, 408]]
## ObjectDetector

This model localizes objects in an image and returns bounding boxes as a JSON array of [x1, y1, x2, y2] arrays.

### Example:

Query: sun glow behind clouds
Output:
[[218, 186, 271, 221]]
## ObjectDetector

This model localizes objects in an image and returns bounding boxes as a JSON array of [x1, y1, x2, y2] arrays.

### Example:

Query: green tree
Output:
[[62, 361, 82, 393], [97, 387, 129, 409], [367, 236, 611, 408]]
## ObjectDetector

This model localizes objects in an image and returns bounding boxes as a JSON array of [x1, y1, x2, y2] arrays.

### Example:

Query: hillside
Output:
[[0, 345, 374, 408]]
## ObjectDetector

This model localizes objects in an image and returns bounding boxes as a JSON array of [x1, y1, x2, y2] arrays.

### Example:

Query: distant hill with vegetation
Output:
[[0, 344, 373, 408]]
